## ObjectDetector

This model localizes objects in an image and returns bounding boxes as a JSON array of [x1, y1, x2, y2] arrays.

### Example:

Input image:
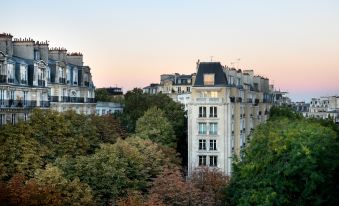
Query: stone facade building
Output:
[[0, 33, 95, 125], [143, 73, 196, 110], [187, 62, 272, 176]]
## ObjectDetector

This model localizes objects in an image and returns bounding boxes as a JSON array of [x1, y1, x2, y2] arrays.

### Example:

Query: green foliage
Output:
[[227, 118, 339, 205], [136, 107, 176, 148], [58, 137, 168, 205], [95, 88, 111, 102], [269, 105, 303, 120], [0, 123, 44, 180]]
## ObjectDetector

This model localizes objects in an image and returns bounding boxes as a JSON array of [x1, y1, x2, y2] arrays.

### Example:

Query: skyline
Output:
[[1, 0, 338, 101]]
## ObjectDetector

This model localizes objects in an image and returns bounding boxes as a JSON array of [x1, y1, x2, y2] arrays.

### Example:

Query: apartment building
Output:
[[187, 62, 271, 176], [0, 33, 95, 124], [143, 73, 196, 110], [306, 96, 339, 124]]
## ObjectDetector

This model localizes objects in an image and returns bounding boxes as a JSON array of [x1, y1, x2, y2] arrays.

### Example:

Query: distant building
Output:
[[96, 101, 123, 116], [188, 62, 272, 176], [0, 33, 95, 125], [104, 87, 123, 96], [305, 96, 339, 124], [143, 73, 196, 110]]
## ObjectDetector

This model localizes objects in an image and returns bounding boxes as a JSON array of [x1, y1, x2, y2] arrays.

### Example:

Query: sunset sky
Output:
[[2, 0, 338, 101]]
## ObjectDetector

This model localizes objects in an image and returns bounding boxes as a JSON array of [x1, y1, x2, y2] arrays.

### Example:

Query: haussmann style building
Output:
[[187, 62, 272, 176], [0, 33, 95, 125]]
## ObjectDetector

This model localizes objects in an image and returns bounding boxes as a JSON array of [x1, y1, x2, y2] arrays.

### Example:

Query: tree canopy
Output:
[[227, 107, 339, 205]]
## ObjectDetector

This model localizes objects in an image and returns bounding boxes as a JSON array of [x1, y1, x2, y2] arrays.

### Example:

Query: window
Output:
[[0, 114, 4, 125], [102, 109, 106, 115], [209, 156, 217, 167], [198, 123, 207, 134], [203, 74, 215, 85], [11, 114, 16, 125], [24, 113, 28, 121], [199, 106, 206, 117], [210, 91, 218, 98], [199, 139, 206, 150], [178, 87, 181, 93], [210, 140, 217, 150], [209, 106, 217, 117], [187, 87, 190, 92], [209, 123, 218, 135], [0, 89, 5, 106], [199, 155, 207, 166]]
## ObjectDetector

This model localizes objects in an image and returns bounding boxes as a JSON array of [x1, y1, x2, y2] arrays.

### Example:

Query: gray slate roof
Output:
[[193, 62, 227, 87]]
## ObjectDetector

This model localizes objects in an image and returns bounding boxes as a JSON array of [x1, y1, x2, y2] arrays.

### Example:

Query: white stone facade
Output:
[[188, 62, 271, 176]]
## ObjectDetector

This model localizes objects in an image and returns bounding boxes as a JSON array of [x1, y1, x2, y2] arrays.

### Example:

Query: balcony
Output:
[[70, 97, 84, 103], [38, 80, 45, 87], [50, 96, 59, 102], [7, 78, 14, 83], [40, 101, 50, 107], [195, 97, 222, 103], [0, 100, 38, 108], [59, 77, 66, 84], [0, 75, 6, 83], [87, 98, 96, 103], [62, 96, 70, 102]]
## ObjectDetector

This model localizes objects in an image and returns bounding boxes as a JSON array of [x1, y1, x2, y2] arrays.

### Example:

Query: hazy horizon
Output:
[[1, 0, 338, 101]]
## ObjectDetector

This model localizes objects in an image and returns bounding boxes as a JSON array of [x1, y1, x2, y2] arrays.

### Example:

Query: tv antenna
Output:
[[210, 56, 214, 62]]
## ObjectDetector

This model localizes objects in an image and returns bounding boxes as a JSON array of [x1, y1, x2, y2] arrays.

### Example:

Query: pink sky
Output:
[[2, 0, 338, 101]]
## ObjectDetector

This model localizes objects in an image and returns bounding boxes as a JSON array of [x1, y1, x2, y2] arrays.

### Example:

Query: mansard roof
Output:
[[193, 62, 228, 87]]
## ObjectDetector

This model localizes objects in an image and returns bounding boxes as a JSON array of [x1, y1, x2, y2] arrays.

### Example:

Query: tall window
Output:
[[199, 106, 206, 117], [73, 67, 78, 84], [210, 140, 217, 150], [209, 123, 218, 135], [187, 87, 190, 92], [198, 123, 207, 134], [11, 114, 16, 125], [0, 114, 4, 125], [209, 156, 218, 167], [199, 139, 206, 150], [0, 89, 5, 106], [210, 106, 217, 117], [23, 91, 28, 106], [199, 155, 207, 166], [24, 113, 28, 121], [178, 87, 181, 93]]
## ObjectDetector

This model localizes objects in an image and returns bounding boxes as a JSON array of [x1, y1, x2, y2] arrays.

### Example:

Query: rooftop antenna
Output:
[[210, 56, 213, 62]]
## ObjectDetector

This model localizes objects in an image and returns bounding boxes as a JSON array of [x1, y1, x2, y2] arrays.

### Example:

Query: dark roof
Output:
[[193, 62, 227, 87]]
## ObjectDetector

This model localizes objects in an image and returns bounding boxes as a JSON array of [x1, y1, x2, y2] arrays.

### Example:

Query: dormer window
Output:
[[204, 74, 215, 85]]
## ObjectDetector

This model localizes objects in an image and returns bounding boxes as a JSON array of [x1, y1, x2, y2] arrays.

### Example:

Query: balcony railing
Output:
[[87, 98, 96, 103], [38, 80, 45, 87], [59, 77, 66, 84], [50, 96, 59, 102], [40, 101, 50, 107], [0, 75, 6, 83], [0, 100, 38, 108], [196, 98, 222, 103], [62, 96, 70, 102], [7, 78, 14, 83]]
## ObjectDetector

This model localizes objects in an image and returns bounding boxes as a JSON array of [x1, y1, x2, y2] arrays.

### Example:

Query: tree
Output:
[[58, 137, 168, 205], [0, 122, 44, 180], [95, 88, 111, 102], [190, 167, 230, 205], [227, 118, 339, 205], [136, 107, 176, 148]]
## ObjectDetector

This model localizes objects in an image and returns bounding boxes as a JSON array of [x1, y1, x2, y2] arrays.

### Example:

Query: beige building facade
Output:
[[188, 62, 271, 176], [0, 33, 95, 125]]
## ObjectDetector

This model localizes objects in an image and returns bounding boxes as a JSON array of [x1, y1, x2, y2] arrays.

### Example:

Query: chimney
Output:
[[66, 52, 83, 66], [35, 40, 49, 63], [49, 47, 67, 62], [0, 33, 13, 56], [12, 37, 35, 59]]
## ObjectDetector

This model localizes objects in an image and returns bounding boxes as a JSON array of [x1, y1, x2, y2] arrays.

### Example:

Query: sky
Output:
[[1, 0, 338, 101]]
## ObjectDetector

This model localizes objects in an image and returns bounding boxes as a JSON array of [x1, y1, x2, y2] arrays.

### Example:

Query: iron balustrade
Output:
[[0, 75, 6, 83]]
